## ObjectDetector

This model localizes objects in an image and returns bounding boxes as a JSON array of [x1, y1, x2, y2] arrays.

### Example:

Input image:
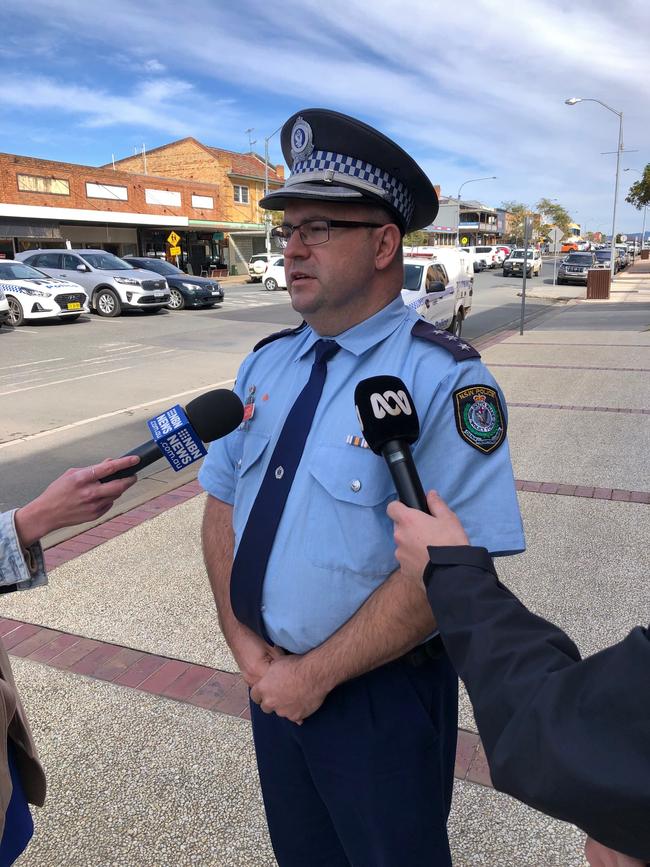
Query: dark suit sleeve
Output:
[[424, 546, 650, 861]]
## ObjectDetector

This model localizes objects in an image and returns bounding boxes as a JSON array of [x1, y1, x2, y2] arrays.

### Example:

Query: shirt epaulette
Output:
[[253, 321, 308, 352], [411, 320, 480, 361]]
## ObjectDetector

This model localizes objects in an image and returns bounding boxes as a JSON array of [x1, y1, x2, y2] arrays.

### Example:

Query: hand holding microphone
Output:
[[102, 388, 244, 483]]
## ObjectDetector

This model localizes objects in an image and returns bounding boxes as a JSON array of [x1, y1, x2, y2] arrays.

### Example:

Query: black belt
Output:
[[278, 635, 443, 667], [403, 635, 444, 667]]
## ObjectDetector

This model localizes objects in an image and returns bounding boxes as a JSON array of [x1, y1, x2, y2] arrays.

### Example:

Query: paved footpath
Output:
[[2, 271, 649, 865]]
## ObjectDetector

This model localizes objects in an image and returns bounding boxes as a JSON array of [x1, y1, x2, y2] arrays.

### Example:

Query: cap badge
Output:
[[290, 116, 314, 162]]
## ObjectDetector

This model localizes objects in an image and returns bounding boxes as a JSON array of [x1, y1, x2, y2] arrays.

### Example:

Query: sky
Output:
[[1, 0, 649, 235]]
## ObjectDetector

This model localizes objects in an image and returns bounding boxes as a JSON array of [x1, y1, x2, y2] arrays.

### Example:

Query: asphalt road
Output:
[[1, 265, 556, 512]]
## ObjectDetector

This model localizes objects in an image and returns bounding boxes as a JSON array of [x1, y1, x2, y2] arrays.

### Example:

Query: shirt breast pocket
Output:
[[306, 445, 397, 578], [233, 430, 271, 541]]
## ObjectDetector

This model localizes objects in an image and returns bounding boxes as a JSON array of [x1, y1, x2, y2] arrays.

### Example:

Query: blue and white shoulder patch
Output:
[[411, 319, 480, 361], [253, 321, 308, 352]]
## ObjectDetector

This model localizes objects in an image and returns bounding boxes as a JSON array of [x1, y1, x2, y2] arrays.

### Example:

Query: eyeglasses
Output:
[[270, 219, 386, 248]]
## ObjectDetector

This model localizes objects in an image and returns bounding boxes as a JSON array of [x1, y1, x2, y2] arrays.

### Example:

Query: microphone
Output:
[[354, 376, 429, 512], [101, 389, 244, 482]]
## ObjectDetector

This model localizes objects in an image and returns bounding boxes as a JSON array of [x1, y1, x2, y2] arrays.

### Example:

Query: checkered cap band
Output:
[[291, 150, 415, 226]]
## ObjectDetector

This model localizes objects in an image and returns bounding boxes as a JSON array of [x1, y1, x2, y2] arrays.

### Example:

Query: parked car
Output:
[[561, 241, 579, 253], [0, 285, 10, 327], [503, 248, 543, 277], [614, 245, 630, 269], [593, 249, 619, 272], [248, 253, 275, 283], [261, 256, 288, 291], [16, 249, 170, 317], [474, 245, 506, 267], [402, 248, 473, 337], [557, 252, 597, 285], [0, 260, 89, 327], [456, 248, 487, 272], [124, 256, 224, 310]]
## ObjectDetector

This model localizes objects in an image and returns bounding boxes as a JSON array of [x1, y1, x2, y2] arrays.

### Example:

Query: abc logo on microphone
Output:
[[369, 389, 413, 420]]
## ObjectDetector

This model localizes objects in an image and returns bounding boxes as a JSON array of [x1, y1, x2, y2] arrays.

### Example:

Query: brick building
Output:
[[0, 138, 285, 273], [109, 138, 285, 270]]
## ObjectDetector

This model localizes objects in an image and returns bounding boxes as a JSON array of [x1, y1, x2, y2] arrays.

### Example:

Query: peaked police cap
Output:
[[259, 108, 438, 233]]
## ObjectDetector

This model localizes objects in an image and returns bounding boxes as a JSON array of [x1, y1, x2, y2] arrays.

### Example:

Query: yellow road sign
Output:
[[167, 231, 181, 247], [461, 236, 469, 245], [169, 245, 181, 256]]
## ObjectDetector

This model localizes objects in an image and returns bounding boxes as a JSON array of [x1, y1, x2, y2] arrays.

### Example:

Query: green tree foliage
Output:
[[625, 164, 650, 209], [536, 198, 572, 240], [403, 229, 430, 247], [500, 201, 531, 244]]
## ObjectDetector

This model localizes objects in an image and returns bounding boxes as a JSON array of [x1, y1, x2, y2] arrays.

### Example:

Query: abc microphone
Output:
[[354, 376, 429, 512], [101, 388, 244, 482]]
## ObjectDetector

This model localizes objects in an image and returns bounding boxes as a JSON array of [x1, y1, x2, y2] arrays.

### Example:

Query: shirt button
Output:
[[275, 466, 284, 479], [350, 479, 362, 493], [260, 604, 266, 612], [237, 459, 242, 468]]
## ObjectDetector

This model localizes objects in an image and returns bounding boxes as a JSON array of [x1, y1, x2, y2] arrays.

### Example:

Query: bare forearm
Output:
[[201, 495, 241, 644], [305, 570, 436, 692]]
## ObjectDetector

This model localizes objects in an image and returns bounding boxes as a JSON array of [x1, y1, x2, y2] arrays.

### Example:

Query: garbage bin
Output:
[[586, 269, 611, 299], [641, 249, 649, 261]]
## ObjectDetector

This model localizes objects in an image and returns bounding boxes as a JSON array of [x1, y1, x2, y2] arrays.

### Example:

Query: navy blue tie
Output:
[[230, 339, 340, 641]]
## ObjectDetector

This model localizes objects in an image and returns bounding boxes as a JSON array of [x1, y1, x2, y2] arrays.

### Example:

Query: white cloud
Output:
[[143, 58, 165, 73], [3, 0, 649, 230]]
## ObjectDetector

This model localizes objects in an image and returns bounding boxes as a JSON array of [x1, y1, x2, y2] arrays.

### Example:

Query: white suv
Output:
[[248, 253, 274, 282], [16, 249, 170, 317], [502, 248, 543, 277]]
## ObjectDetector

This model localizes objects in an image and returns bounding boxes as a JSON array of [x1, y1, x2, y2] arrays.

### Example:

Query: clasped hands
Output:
[[235, 631, 328, 725]]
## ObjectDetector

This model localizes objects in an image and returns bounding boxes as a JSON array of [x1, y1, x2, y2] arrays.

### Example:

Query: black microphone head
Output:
[[354, 376, 420, 455], [184, 389, 244, 443]]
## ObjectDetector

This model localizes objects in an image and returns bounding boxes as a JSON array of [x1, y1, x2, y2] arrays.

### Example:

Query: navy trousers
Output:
[[250, 652, 458, 867]]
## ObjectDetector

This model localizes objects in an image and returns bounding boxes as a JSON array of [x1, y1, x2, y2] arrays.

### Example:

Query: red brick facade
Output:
[[0, 152, 221, 222]]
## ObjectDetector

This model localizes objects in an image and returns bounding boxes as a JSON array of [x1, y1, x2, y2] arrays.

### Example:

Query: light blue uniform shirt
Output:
[[199, 296, 525, 653]]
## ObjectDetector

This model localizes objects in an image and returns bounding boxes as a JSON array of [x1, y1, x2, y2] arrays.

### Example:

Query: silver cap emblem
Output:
[[290, 116, 314, 163]]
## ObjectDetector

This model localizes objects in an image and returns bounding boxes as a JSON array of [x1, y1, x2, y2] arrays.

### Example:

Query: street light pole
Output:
[[264, 124, 283, 256], [565, 97, 623, 282], [455, 176, 497, 247]]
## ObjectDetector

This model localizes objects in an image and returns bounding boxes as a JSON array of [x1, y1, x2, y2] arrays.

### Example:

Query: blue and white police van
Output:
[[401, 247, 474, 338]]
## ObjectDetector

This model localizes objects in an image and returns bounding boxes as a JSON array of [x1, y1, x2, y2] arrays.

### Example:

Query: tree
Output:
[[536, 198, 572, 240], [501, 201, 532, 245], [625, 163, 650, 209], [403, 229, 429, 247]]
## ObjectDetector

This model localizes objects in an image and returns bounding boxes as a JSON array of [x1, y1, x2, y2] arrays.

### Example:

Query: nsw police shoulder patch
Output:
[[453, 385, 506, 454]]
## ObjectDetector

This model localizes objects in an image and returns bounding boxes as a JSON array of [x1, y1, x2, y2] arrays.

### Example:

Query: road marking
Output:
[[0, 366, 133, 397], [5, 329, 39, 335], [0, 377, 236, 449], [0, 349, 178, 386], [103, 345, 148, 355], [0, 357, 65, 372], [103, 344, 143, 352]]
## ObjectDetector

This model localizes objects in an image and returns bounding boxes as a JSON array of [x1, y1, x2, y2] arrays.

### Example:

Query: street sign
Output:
[[548, 228, 563, 245], [620, 234, 627, 242], [460, 236, 469, 245], [169, 245, 181, 256], [167, 231, 181, 247]]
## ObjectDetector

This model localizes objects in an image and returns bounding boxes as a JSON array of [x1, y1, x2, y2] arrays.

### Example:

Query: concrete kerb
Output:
[[525, 258, 650, 303]]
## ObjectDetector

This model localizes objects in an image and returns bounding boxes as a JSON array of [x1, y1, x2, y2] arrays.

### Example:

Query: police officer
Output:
[[199, 108, 525, 867]]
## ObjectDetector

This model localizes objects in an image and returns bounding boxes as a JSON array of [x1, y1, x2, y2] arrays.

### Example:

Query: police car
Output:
[[402, 247, 473, 337], [0, 260, 89, 326]]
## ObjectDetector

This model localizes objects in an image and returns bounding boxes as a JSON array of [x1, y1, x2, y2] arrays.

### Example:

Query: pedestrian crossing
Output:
[[220, 290, 291, 310]]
